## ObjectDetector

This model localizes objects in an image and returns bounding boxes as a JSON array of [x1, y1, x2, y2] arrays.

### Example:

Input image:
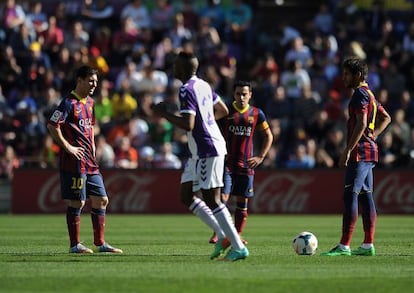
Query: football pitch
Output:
[[0, 214, 413, 293]]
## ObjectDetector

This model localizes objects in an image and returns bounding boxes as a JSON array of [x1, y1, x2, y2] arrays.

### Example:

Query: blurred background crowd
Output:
[[1, 0, 414, 181]]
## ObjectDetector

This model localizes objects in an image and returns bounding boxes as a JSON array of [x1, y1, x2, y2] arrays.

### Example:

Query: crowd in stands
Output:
[[1, 0, 414, 181]]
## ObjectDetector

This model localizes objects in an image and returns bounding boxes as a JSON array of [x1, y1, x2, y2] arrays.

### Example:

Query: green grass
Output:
[[0, 214, 413, 293]]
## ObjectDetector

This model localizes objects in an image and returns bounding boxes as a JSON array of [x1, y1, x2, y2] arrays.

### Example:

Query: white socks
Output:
[[339, 244, 350, 250], [189, 198, 225, 239], [213, 204, 244, 250]]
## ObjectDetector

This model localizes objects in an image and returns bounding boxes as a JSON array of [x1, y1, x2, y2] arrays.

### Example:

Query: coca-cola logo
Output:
[[38, 174, 64, 212], [375, 174, 414, 213], [38, 172, 154, 213], [105, 172, 154, 212], [250, 173, 312, 213]]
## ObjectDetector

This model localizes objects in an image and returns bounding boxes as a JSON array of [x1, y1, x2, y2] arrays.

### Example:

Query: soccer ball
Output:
[[292, 231, 318, 255]]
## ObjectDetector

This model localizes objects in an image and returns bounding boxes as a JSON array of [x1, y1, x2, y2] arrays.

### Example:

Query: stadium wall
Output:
[[11, 169, 413, 214]]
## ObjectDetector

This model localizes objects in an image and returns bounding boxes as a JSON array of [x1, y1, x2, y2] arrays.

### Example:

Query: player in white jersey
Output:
[[153, 52, 249, 261]]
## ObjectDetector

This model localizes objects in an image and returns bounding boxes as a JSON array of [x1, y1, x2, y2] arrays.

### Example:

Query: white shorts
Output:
[[181, 156, 224, 192]]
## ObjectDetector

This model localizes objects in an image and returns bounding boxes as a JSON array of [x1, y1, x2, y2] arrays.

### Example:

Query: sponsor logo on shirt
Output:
[[228, 125, 252, 136], [50, 110, 62, 123]]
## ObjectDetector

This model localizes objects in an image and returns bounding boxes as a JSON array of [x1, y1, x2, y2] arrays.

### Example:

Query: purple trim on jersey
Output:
[[222, 104, 267, 175], [48, 93, 99, 174], [179, 76, 226, 158], [347, 84, 380, 162]]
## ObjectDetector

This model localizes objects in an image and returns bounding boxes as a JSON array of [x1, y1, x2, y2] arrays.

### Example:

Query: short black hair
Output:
[[176, 51, 199, 73], [342, 57, 368, 80], [75, 65, 98, 79], [233, 80, 252, 91]]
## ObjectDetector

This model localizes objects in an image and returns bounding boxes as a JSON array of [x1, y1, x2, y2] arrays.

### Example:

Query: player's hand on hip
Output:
[[68, 145, 85, 160], [248, 156, 263, 169]]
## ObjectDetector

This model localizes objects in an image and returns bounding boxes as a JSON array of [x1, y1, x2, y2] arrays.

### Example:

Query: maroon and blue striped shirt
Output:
[[221, 102, 269, 175], [48, 91, 99, 174], [347, 83, 385, 163]]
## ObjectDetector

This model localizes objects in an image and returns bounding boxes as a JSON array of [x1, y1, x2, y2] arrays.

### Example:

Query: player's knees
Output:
[[68, 200, 85, 209], [100, 196, 109, 208], [90, 195, 109, 209]]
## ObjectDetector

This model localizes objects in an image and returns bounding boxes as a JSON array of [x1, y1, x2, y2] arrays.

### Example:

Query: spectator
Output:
[[2, 0, 26, 38], [63, 20, 89, 55], [95, 134, 115, 168], [152, 36, 175, 74], [151, 0, 175, 43], [306, 109, 333, 145], [249, 53, 279, 84], [372, 17, 401, 62], [208, 42, 237, 99], [134, 61, 168, 100], [114, 136, 138, 169], [23, 110, 48, 155], [402, 21, 414, 55], [292, 86, 321, 125], [320, 126, 345, 167], [87, 45, 109, 77], [26, 1, 48, 37], [152, 141, 182, 169], [324, 90, 344, 122], [265, 86, 290, 125], [38, 86, 61, 123], [129, 114, 149, 150], [136, 91, 155, 119], [167, 12, 192, 49], [9, 22, 36, 71], [199, 0, 226, 36], [0, 107, 21, 148], [194, 16, 221, 65], [224, 0, 253, 59], [0, 144, 20, 180], [94, 79, 113, 134], [54, 47, 75, 94], [0, 45, 22, 93], [106, 118, 131, 147], [382, 63, 406, 99], [177, 0, 198, 31], [80, 0, 114, 32], [39, 15, 64, 61], [111, 16, 139, 66], [280, 59, 311, 106], [139, 145, 155, 169], [277, 19, 300, 48], [312, 3, 334, 34], [284, 36, 313, 70], [111, 89, 137, 121], [377, 131, 397, 168], [26, 41, 52, 95], [38, 134, 59, 169], [285, 143, 315, 169], [120, 0, 151, 30], [363, 0, 387, 39], [147, 115, 174, 147], [90, 26, 111, 58], [115, 60, 141, 94], [398, 90, 414, 127], [389, 109, 411, 164]]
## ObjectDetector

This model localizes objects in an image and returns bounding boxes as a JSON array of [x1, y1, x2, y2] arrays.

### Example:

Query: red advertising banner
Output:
[[11, 169, 414, 214]]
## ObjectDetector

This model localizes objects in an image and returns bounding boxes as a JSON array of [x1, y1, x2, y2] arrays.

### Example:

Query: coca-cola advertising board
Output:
[[11, 169, 414, 214]]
